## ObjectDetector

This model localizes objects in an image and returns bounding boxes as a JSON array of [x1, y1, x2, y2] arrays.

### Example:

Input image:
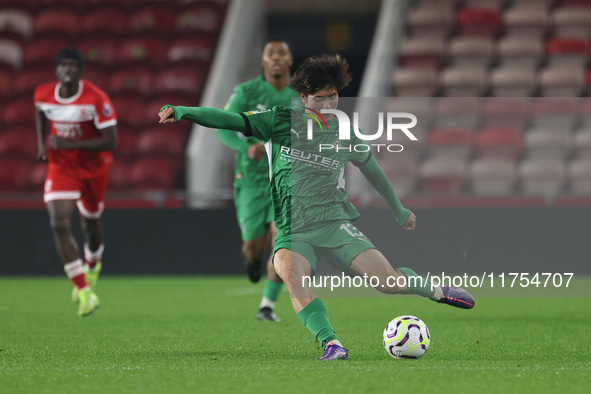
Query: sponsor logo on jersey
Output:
[[54, 122, 83, 139], [244, 109, 271, 115], [290, 128, 303, 139], [256, 104, 267, 111], [279, 146, 340, 171]]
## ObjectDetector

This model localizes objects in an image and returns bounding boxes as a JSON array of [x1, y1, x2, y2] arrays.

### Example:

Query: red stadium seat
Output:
[[128, 156, 177, 191], [34, 8, 79, 36], [475, 127, 523, 159], [115, 126, 137, 158], [546, 38, 591, 66], [82, 64, 109, 89], [0, 66, 12, 97], [568, 156, 591, 195], [167, 37, 216, 64], [482, 98, 530, 129], [175, 3, 225, 34], [0, 9, 34, 40], [107, 159, 129, 190], [23, 38, 68, 66], [154, 64, 206, 95], [0, 158, 30, 191], [0, 127, 37, 158], [14, 65, 56, 95], [111, 95, 148, 130], [29, 161, 47, 191], [118, 36, 165, 66], [0, 39, 23, 69], [456, 7, 503, 38], [406, 7, 454, 37], [469, 157, 517, 196], [77, 38, 118, 67], [4, 97, 35, 127], [109, 67, 154, 95], [419, 156, 467, 194], [553, 8, 591, 39], [391, 68, 437, 97], [145, 94, 198, 129], [427, 128, 474, 158], [80, 7, 127, 36], [135, 126, 188, 157], [129, 6, 175, 34]]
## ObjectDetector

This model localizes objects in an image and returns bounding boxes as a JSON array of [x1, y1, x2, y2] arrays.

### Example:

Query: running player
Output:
[[217, 39, 296, 322], [34, 48, 117, 317], [158, 53, 474, 360]]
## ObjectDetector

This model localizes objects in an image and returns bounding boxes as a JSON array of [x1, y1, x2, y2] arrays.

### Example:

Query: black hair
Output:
[[54, 47, 84, 70], [289, 53, 352, 96], [264, 36, 292, 54]]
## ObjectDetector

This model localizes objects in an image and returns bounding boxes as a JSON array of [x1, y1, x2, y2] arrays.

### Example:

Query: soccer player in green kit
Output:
[[217, 39, 296, 322], [158, 54, 474, 361]]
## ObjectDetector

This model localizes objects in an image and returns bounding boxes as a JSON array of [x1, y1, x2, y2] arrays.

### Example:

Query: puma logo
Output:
[[290, 128, 303, 139]]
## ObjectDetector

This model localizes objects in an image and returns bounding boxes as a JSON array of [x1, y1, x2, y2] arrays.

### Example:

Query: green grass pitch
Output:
[[1, 276, 589, 394]]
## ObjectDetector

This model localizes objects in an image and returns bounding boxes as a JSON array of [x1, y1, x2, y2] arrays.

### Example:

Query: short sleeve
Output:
[[241, 107, 277, 142], [94, 91, 117, 129]]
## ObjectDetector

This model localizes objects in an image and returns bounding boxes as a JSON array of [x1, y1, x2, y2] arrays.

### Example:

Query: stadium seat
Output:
[[128, 156, 177, 191], [391, 68, 437, 97], [447, 37, 494, 67], [107, 160, 129, 190], [456, 7, 503, 38], [418, 155, 467, 194], [475, 127, 523, 159], [519, 157, 566, 196], [559, 0, 591, 6], [114, 126, 137, 158], [538, 65, 586, 97], [377, 154, 418, 197], [167, 37, 216, 64], [82, 64, 109, 90], [34, 8, 79, 37], [0, 66, 12, 97], [23, 38, 68, 66], [546, 38, 591, 67], [129, 6, 175, 34], [552, 8, 591, 39], [154, 64, 206, 95], [490, 65, 537, 97], [0, 39, 23, 69], [399, 37, 446, 69], [581, 98, 591, 127], [135, 126, 188, 157], [503, 5, 549, 38], [463, 0, 507, 10], [80, 7, 127, 37], [174, 3, 226, 35], [109, 67, 154, 96], [77, 38, 118, 67], [415, 0, 459, 10], [427, 128, 474, 158], [439, 65, 488, 97], [145, 93, 199, 125], [434, 98, 481, 129], [469, 156, 517, 196], [572, 128, 591, 157], [482, 98, 530, 129], [29, 161, 47, 191], [118, 36, 165, 67], [568, 156, 591, 195], [406, 7, 454, 37], [14, 65, 56, 95], [0, 158, 30, 191], [531, 98, 578, 129], [111, 95, 148, 130], [0, 127, 37, 158], [496, 36, 543, 67], [523, 128, 571, 158], [4, 97, 35, 127], [0, 9, 34, 40]]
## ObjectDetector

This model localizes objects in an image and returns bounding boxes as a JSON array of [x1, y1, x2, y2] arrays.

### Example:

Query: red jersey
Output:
[[34, 79, 117, 179]]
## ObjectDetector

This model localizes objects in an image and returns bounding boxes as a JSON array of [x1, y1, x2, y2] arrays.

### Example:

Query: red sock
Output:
[[64, 259, 88, 290], [85, 258, 97, 270]]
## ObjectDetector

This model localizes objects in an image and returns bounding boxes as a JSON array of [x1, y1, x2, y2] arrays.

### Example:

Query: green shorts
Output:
[[273, 220, 376, 272], [234, 185, 273, 241]]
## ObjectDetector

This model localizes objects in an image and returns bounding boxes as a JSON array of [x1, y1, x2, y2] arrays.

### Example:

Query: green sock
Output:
[[296, 298, 338, 344], [263, 280, 283, 302], [397, 267, 436, 298]]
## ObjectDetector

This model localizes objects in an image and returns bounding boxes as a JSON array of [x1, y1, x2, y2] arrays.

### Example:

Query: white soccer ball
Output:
[[382, 315, 430, 359]]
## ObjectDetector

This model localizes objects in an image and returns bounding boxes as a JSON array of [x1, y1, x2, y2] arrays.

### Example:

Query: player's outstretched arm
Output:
[[357, 155, 415, 230], [159, 105, 247, 133]]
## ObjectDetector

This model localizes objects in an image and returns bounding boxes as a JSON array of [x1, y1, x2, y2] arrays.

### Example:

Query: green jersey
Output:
[[242, 106, 371, 235], [217, 76, 298, 187]]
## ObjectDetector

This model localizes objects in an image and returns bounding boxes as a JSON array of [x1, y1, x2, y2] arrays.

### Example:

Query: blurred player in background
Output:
[[34, 48, 117, 317], [217, 39, 296, 322], [158, 53, 474, 361]]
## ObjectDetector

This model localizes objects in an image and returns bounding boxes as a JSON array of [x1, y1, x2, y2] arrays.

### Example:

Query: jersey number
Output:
[[340, 223, 365, 238]]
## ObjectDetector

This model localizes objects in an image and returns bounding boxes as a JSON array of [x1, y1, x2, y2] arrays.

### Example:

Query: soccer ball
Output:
[[382, 315, 430, 359]]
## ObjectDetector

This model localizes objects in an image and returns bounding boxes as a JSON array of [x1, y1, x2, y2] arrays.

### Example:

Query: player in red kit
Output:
[[34, 48, 117, 317]]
